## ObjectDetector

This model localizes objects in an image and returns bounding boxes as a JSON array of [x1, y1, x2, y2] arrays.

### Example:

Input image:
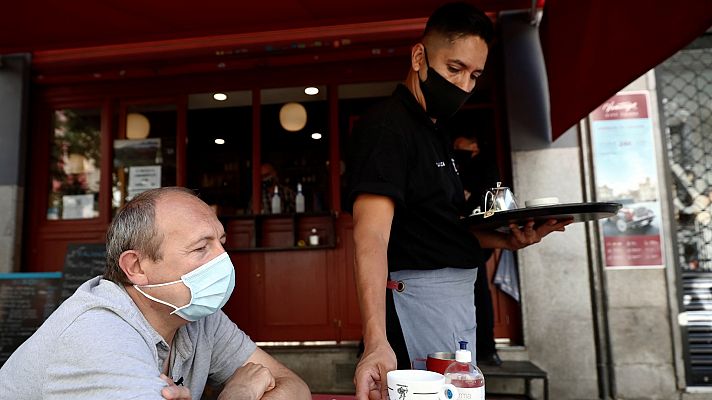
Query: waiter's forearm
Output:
[[354, 235, 389, 344], [471, 229, 510, 249], [352, 195, 394, 346]]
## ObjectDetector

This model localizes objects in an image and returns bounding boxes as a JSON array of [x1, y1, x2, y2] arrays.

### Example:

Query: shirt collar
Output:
[[393, 84, 437, 129]]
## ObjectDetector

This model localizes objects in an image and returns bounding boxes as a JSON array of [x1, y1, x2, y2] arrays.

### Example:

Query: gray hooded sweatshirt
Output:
[[0, 276, 256, 399]]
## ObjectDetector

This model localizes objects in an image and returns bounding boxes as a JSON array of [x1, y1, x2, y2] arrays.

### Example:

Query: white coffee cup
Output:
[[387, 370, 459, 400], [524, 197, 559, 207]]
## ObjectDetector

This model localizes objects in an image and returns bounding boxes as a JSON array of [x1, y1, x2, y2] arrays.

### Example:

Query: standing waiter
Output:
[[347, 3, 571, 400]]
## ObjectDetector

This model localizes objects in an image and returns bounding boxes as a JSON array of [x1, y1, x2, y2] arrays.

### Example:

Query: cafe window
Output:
[[187, 91, 253, 215], [47, 108, 102, 220], [260, 85, 329, 214], [112, 103, 178, 214]]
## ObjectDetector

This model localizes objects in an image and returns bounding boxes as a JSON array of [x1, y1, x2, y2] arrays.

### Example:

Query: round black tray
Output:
[[462, 202, 622, 230]]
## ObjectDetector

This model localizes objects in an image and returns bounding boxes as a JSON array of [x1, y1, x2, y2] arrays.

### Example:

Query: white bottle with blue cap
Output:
[[443, 340, 485, 400]]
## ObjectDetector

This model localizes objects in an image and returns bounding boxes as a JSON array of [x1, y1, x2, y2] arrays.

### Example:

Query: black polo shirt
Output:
[[348, 84, 483, 271]]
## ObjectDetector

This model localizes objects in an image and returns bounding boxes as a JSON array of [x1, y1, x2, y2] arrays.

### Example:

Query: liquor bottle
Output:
[[271, 186, 281, 214], [295, 183, 305, 213], [309, 228, 319, 245], [444, 341, 485, 400]]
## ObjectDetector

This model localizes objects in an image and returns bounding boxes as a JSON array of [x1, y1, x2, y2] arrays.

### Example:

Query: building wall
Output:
[[509, 72, 690, 399], [0, 54, 30, 273], [512, 142, 601, 399], [602, 74, 681, 399]]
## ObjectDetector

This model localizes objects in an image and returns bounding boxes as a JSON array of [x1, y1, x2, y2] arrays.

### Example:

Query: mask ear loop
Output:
[[134, 280, 189, 316], [422, 46, 432, 69]]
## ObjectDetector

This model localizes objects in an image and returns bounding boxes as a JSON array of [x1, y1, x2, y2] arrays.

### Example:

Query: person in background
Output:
[[348, 3, 571, 400], [453, 134, 502, 366], [260, 163, 296, 214], [0, 187, 310, 400]]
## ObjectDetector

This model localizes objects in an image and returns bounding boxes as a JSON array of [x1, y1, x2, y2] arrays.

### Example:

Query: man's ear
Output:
[[118, 250, 148, 285], [411, 43, 425, 72]]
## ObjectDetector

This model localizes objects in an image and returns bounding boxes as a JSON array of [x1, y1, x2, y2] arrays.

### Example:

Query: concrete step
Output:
[[263, 343, 360, 394]]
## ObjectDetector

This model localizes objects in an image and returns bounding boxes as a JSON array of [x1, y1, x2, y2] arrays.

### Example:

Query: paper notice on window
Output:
[[128, 165, 161, 200], [61, 194, 96, 219]]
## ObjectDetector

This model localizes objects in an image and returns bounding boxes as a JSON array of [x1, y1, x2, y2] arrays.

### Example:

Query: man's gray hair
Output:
[[104, 187, 196, 285]]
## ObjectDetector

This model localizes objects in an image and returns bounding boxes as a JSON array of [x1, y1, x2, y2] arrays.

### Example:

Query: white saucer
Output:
[[525, 197, 560, 207]]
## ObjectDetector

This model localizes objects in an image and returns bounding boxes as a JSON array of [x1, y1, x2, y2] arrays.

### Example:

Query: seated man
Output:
[[0, 187, 311, 400]]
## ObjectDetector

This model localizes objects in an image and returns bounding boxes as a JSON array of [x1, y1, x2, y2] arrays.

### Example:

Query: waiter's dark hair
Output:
[[423, 2, 494, 45]]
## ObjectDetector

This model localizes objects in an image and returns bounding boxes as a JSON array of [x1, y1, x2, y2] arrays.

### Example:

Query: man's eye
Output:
[[194, 245, 207, 252], [447, 66, 459, 73]]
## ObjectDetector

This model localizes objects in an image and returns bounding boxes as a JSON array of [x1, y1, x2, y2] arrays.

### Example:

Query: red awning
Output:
[[540, 0, 712, 139], [0, 1, 530, 54], [2, 1, 711, 142]]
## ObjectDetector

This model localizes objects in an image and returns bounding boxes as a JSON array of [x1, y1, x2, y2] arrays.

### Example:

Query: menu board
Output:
[[0, 272, 62, 366], [60, 243, 106, 301]]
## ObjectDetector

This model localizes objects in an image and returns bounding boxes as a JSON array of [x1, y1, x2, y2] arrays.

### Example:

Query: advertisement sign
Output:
[[590, 91, 664, 268]]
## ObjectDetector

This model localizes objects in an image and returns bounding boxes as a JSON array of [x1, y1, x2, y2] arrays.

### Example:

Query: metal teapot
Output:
[[484, 182, 519, 217]]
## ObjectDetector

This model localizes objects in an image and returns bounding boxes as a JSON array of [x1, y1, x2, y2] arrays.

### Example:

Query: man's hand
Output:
[[354, 341, 397, 400], [506, 219, 572, 250], [160, 374, 191, 400], [218, 362, 276, 400]]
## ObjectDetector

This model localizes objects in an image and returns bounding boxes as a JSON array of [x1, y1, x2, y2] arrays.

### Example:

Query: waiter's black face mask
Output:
[[418, 47, 473, 121]]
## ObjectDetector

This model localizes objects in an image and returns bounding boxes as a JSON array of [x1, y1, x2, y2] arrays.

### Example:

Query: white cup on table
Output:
[[387, 370, 458, 400]]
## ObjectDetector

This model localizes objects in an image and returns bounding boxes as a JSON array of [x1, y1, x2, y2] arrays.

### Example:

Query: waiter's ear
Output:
[[411, 43, 425, 72]]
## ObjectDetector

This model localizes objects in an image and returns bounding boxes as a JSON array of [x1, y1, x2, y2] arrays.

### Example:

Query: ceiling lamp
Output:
[[279, 102, 307, 132], [213, 93, 227, 101], [311, 132, 322, 140], [126, 113, 150, 139], [304, 87, 319, 95], [214, 138, 225, 144]]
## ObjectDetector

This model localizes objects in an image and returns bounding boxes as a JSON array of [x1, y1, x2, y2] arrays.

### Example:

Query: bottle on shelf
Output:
[[295, 183, 305, 213], [271, 186, 282, 214], [443, 341, 485, 400], [308, 228, 319, 246]]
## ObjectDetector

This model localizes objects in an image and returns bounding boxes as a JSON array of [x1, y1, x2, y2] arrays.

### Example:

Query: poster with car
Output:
[[590, 91, 665, 268]]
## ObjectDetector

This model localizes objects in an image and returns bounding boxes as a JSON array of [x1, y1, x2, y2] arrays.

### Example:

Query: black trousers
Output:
[[386, 287, 412, 369], [474, 261, 496, 359]]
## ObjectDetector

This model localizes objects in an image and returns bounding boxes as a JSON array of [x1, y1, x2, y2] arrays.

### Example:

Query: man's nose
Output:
[[458, 78, 475, 93]]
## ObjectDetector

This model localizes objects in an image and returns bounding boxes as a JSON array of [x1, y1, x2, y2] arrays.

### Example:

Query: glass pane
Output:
[[187, 91, 253, 215], [47, 108, 102, 220], [260, 85, 329, 214], [112, 104, 177, 215]]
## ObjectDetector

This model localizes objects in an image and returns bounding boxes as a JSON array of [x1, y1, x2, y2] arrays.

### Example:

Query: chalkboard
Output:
[[61, 243, 106, 302], [0, 272, 62, 367]]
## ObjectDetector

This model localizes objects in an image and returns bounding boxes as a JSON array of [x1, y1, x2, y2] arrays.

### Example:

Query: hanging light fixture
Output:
[[279, 102, 307, 132], [126, 113, 150, 139]]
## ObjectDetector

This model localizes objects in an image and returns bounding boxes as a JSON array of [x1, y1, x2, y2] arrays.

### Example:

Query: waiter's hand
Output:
[[354, 341, 397, 400], [506, 218, 572, 250]]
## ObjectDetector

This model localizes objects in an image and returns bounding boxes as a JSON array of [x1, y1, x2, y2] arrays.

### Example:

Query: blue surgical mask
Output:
[[134, 252, 235, 321]]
